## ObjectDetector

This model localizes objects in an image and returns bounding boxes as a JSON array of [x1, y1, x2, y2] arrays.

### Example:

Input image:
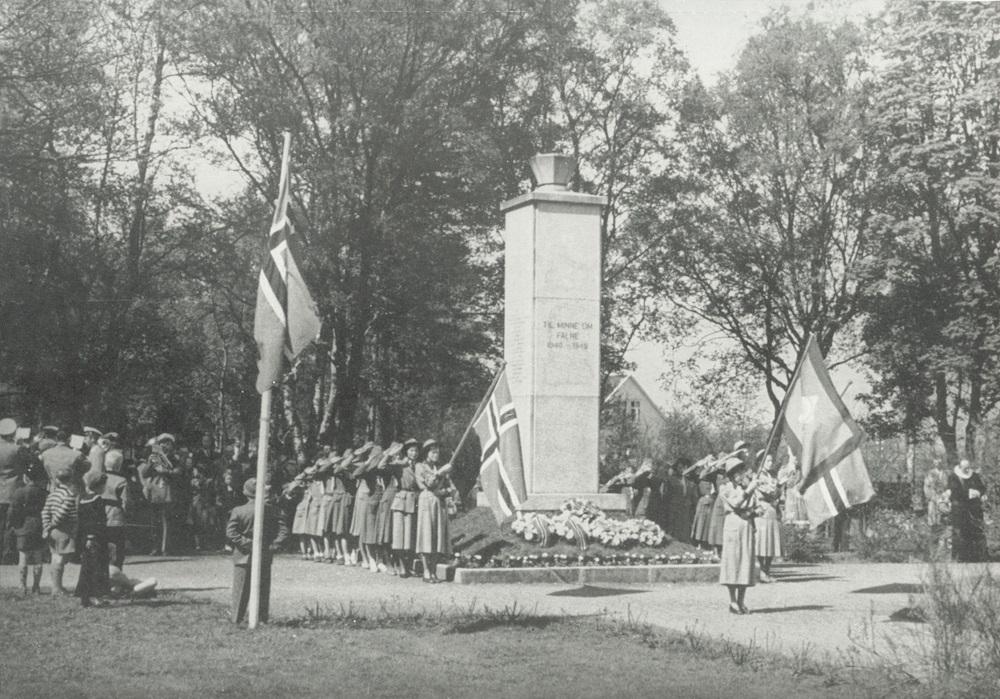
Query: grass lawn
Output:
[[0, 589, 926, 698]]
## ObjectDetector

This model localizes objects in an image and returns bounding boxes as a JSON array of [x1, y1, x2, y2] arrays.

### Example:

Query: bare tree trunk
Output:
[[282, 380, 306, 461]]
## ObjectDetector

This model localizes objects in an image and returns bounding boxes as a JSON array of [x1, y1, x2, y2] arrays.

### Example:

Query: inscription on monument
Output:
[[543, 319, 594, 351]]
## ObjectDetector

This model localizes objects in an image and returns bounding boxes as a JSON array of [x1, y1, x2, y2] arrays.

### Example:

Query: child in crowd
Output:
[[41, 467, 77, 596], [9, 463, 49, 595], [77, 471, 111, 607], [189, 463, 218, 551]]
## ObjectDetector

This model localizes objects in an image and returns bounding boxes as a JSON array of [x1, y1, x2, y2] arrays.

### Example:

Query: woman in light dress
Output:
[[415, 439, 453, 583], [718, 456, 760, 614]]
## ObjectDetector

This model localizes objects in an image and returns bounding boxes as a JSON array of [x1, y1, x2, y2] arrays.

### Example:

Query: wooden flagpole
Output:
[[247, 387, 271, 629], [248, 131, 293, 629]]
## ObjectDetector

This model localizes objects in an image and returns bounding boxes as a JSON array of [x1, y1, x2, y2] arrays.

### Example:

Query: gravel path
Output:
[[4, 554, 984, 662]]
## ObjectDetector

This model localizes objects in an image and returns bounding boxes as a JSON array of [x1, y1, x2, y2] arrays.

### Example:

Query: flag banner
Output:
[[253, 137, 321, 393], [781, 336, 874, 526], [473, 369, 528, 523]]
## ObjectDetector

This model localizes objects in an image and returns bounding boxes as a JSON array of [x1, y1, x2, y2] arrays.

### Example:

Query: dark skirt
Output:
[[691, 495, 714, 543]]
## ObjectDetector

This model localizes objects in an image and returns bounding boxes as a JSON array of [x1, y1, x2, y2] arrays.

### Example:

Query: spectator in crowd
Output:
[[0, 417, 31, 564], [77, 471, 111, 607], [227, 477, 288, 625], [949, 458, 988, 562], [924, 460, 949, 527], [41, 467, 78, 596], [188, 462, 218, 551], [100, 438, 130, 573], [9, 462, 48, 595], [139, 433, 183, 556], [40, 428, 89, 492]]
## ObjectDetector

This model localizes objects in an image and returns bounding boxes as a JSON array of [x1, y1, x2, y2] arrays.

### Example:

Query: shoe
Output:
[[759, 572, 772, 583], [729, 603, 741, 615], [739, 605, 750, 615], [377, 562, 388, 573]]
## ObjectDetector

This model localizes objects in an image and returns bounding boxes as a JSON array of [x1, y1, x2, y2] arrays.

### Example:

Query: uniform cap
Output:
[[83, 426, 102, 436], [402, 438, 420, 451], [243, 478, 263, 497], [156, 433, 176, 444], [724, 456, 747, 476], [0, 418, 16, 437], [422, 439, 440, 451], [103, 432, 120, 442]]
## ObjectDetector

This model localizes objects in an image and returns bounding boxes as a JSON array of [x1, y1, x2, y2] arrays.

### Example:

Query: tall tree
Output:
[[632, 11, 879, 414], [182, 0, 571, 452], [862, 0, 1000, 460]]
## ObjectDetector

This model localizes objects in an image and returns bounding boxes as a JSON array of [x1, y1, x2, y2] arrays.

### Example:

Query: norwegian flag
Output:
[[473, 369, 527, 523], [781, 336, 874, 526], [253, 134, 321, 393]]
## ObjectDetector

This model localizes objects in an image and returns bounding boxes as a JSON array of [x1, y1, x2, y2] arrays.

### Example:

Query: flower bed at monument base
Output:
[[450, 504, 719, 571]]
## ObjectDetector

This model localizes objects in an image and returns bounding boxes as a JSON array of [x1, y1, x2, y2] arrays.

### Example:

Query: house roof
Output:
[[604, 373, 667, 421]]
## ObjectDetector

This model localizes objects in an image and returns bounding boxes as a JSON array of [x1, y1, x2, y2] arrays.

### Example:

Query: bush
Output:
[[856, 507, 944, 562], [780, 524, 830, 563], [913, 563, 1000, 695]]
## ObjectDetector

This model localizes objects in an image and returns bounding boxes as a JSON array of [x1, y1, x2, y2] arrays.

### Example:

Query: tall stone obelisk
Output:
[[501, 154, 625, 512]]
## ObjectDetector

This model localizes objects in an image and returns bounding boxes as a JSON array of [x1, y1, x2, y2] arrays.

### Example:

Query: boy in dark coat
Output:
[[77, 471, 111, 607], [226, 478, 288, 624], [9, 463, 48, 594]]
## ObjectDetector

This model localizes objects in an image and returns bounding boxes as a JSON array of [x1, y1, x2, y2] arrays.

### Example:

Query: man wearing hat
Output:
[[40, 428, 89, 492], [138, 433, 182, 556], [0, 418, 32, 563], [226, 477, 288, 624], [83, 426, 106, 473], [100, 434, 130, 574], [36, 425, 59, 454]]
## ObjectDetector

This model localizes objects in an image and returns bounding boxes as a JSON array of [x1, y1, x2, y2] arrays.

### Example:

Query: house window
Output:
[[628, 400, 641, 423]]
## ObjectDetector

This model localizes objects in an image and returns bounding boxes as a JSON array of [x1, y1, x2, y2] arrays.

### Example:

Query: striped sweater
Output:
[[41, 485, 77, 534]]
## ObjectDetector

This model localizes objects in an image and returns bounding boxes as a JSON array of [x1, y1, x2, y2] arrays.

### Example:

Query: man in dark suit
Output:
[[40, 429, 89, 491], [226, 477, 288, 624], [0, 418, 32, 563]]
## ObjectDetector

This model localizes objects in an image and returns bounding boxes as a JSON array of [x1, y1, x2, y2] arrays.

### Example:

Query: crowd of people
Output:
[[0, 416, 462, 613]]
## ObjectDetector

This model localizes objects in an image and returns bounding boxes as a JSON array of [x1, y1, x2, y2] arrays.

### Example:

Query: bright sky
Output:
[[628, 0, 888, 417], [660, 0, 886, 84]]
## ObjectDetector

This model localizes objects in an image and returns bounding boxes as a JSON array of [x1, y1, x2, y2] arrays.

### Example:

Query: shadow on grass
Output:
[[127, 557, 190, 565], [167, 586, 228, 592], [852, 583, 924, 595], [446, 615, 564, 634], [549, 585, 648, 598], [772, 574, 839, 583], [748, 605, 831, 614], [127, 597, 212, 608]]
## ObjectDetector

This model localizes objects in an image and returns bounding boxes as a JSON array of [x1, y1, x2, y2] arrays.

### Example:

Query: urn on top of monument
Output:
[[529, 153, 575, 191]]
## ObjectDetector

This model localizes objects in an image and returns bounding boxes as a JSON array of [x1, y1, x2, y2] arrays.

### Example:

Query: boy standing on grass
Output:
[[9, 463, 49, 595], [76, 471, 111, 607], [41, 467, 77, 595], [226, 478, 288, 624]]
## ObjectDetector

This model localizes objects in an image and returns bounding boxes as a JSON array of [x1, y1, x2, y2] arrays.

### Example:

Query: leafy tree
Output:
[[631, 11, 879, 414], [862, 0, 1000, 460]]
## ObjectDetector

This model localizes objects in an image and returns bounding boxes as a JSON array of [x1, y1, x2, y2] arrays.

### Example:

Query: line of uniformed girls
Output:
[[285, 437, 456, 583]]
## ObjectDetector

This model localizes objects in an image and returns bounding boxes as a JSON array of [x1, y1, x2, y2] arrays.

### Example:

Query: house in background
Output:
[[599, 373, 669, 461]]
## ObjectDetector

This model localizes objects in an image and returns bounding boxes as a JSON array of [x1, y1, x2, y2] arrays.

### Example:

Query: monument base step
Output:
[[452, 563, 719, 585]]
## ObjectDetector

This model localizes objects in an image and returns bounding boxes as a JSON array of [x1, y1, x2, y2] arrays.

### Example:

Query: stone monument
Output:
[[501, 153, 625, 512]]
